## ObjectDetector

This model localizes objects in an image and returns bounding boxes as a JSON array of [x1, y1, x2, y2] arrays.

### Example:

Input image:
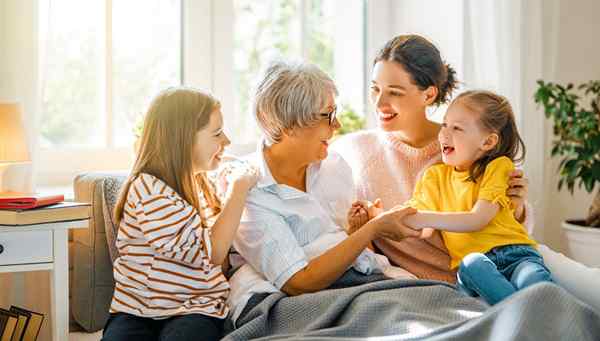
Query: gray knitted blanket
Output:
[[223, 270, 600, 340]]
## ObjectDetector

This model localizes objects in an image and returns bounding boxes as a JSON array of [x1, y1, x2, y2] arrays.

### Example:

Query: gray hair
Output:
[[253, 60, 338, 144]]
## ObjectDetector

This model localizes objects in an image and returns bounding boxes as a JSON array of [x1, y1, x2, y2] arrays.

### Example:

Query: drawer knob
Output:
[[0, 244, 3, 254]]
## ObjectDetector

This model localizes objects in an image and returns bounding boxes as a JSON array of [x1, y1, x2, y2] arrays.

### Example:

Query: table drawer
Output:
[[0, 230, 53, 266]]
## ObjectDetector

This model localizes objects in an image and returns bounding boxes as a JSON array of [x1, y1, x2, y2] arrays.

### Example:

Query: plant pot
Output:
[[561, 220, 600, 268]]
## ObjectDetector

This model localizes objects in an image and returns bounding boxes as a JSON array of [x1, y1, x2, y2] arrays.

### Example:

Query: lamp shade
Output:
[[0, 102, 30, 162]]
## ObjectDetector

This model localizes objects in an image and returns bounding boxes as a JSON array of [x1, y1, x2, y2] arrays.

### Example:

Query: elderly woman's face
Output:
[[290, 92, 340, 162]]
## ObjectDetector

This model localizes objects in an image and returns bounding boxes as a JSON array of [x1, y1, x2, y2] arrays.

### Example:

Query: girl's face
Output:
[[438, 101, 497, 171], [289, 92, 340, 162], [370, 60, 435, 132], [192, 108, 231, 172]]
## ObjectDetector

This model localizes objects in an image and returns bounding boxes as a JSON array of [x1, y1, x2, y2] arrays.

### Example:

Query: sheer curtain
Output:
[[372, 0, 554, 242], [463, 0, 550, 241], [0, 0, 50, 340]]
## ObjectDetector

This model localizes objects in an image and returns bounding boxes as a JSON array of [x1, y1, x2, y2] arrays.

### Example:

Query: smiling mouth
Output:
[[379, 112, 398, 122], [442, 145, 455, 155]]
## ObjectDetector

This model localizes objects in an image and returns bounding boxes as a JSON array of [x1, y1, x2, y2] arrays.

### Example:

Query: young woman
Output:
[[333, 34, 600, 311]]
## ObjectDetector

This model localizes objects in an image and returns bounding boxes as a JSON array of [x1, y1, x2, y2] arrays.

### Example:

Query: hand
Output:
[[367, 198, 384, 219], [419, 227, 435, 239], [369, 205, 421, 242], [230, 164, 259, 193], [347, 199, 384, 234], [508, 169, 528, 221], [347, 202, 369, 234]]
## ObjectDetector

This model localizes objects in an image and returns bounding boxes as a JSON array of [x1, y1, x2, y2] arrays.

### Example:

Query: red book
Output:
[[0, 192, 64, 210]]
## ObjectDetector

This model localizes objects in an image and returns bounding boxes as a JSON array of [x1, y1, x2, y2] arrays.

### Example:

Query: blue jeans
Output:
[[101, 312, 224, 341], [457, 244, 553, 305]]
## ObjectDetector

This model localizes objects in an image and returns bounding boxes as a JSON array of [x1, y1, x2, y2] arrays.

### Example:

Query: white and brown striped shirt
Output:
[[109, 173, 229, 319]]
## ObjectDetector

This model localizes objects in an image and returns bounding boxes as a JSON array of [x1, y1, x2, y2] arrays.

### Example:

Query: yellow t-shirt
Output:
[[407, 156, 536, 269]]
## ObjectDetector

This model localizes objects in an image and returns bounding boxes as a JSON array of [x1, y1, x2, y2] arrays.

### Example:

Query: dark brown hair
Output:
[[454, 90, 526, 182], [374, 34, 458, 105]]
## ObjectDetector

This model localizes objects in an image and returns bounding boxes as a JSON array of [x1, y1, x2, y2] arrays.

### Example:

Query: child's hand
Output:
[[367, 198, 384, 219], [347, 202, 369, 234], [347, 199, 384, 234], [419, 227, 435, 239], [229, 164, 259, 193]]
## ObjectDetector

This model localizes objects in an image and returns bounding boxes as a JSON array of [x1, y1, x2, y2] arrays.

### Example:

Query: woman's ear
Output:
[[481, 133, 499, 151], [423, 86, 439, 106]]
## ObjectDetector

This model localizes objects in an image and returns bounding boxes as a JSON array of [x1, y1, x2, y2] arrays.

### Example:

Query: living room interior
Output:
[[1, 0, 599, 340]]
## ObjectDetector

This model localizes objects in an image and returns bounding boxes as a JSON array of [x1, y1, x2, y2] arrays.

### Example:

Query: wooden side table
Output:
[[0, 219, 88, 341]]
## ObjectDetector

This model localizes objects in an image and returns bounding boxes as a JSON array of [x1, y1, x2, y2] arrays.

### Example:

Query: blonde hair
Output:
[[114, 87, 222, 225]]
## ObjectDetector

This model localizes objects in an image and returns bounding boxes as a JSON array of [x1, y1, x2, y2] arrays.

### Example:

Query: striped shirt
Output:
[[109, 173, 229, 319]]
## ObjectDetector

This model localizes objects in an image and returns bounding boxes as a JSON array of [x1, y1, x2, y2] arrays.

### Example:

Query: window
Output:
[[38, 0, 365, 185], [232, 0, 366, 144], [40, 0, 182, 149]]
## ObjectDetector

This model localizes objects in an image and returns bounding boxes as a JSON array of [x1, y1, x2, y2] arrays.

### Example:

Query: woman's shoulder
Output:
[[330, 130, 383, 166], [332, 130, 381, 152]]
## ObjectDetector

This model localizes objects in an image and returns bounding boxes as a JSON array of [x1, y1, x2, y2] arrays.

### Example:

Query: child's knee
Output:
[[459, 253, 493, 279]]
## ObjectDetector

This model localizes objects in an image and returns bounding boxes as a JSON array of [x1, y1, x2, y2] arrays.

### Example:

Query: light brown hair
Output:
[[454, 90, 526, 182], [114, 87, 221, 225]]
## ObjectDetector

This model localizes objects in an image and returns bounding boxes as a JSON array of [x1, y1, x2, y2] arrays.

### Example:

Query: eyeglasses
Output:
[[318, 106, 337, 126]]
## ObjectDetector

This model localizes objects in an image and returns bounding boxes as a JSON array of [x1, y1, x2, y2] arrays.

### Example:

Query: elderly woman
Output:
[[222, 61, 600, 340], [225, 60, 420, 320]]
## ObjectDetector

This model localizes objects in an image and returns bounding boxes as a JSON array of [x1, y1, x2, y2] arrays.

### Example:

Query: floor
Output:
[[69, 331, 102, 341]]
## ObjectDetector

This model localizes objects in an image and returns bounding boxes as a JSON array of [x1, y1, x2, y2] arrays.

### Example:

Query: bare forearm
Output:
[[282, 222, 376, 295], [403, 211, 486, 232], [210, 185, 248, 265]]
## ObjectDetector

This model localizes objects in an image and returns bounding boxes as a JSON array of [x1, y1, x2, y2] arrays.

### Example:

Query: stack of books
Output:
[[0, 193, 90, 226], [0, 306, 43, 341]]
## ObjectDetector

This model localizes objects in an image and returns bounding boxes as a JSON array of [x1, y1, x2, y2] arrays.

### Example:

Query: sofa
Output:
[[71, 172, 127, 332]]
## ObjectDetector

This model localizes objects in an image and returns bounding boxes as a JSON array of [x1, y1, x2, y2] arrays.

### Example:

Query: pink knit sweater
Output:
[[332, 130, 456, 283]]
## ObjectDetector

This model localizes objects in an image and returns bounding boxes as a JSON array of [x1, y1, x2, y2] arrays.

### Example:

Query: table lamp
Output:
[[0, 102, 32, 193]]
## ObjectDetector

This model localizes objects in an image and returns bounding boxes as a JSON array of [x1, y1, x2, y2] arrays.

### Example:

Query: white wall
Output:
[[0, 2, 51, 340], [539, 0, 600, 252]]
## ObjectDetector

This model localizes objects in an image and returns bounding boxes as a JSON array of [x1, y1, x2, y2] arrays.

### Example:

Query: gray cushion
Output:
[[101, 177, 127, 263], [72, 172, 127, 332]]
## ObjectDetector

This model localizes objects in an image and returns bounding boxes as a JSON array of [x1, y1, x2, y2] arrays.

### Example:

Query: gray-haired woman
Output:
[[225, 60, 420, 323]]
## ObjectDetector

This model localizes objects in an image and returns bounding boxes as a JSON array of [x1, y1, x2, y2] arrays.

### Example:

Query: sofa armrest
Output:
[[71, 171, 127, 332]]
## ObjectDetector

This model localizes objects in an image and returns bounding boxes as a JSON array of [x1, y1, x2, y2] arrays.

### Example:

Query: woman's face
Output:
[[370, 60, 433, 132], [289, 92, 340, 162], [192, 108, 231, 172]]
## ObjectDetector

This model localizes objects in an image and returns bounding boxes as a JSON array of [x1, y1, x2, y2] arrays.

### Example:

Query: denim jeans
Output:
[[457, 244, 554, 305], [101, 312, 224, 341]]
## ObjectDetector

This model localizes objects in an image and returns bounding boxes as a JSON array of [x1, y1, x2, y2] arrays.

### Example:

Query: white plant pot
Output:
[[561, 220, 600, 268]]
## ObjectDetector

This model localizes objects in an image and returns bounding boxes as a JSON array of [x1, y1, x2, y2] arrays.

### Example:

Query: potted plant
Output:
[[534, 80, 600, 267], [334, 104, 366, 137]]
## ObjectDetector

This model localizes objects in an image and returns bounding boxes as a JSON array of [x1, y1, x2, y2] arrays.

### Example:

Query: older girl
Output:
[[102, 88, 257, 341]]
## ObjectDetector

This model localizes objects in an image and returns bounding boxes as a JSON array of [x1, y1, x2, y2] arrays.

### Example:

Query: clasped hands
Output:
[[347, 199, 433, 241]]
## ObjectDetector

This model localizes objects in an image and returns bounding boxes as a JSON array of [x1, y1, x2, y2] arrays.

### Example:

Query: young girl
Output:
[[350, 90, 553, 305], [102, 87, 258, 341], [403, 90, 553, 304]]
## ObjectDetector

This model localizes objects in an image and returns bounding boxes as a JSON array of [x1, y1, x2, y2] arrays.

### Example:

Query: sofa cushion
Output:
[[101, 176, 128, 263], [72, 172, 127, 332]]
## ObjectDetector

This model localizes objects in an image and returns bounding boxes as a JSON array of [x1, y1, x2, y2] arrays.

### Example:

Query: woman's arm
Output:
[[282, 206, 420, 296], [281, 220, 378, 296], [403, 200, 500, 233]]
